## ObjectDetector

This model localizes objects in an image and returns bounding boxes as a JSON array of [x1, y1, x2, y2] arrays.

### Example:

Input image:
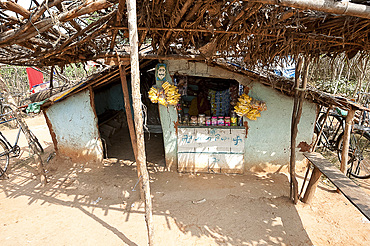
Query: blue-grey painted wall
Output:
[[45, 90, 103, 161], [94, 83, 125, 116]]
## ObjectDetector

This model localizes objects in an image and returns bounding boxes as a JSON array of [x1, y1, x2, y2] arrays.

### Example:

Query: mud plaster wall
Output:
[[45, 90, 104, 161], [166, 60, 316, 170]]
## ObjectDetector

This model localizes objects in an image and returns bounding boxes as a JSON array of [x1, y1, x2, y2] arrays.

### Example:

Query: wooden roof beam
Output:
[[0, 0, 112, 47], [249, 0, 370, 20], [0, 0, 31, 19]]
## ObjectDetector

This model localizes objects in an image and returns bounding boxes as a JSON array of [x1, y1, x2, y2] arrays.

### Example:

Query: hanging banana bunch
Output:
[[234, 93, 267, 120], [148, 87, 159, 103], [162, 82, 181, 106], [148, 82, 181, 106]]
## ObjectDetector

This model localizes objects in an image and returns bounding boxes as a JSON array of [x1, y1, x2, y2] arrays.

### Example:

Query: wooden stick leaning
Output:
[[117, 53, 144, 200]]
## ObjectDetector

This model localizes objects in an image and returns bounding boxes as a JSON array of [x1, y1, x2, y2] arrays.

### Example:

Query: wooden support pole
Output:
[[340, 107, 356, 174], [290, 56, 310, 204], [126, 0, 154, 244], [290, 57, 303, 203], [301, 166, 322, 203], [117, 54, 143, 200]]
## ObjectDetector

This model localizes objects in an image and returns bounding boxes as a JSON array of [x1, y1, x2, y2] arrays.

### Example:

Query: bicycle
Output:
[[0, 114, 43, 177], [314, 108, 345, 152], [315, 107, 370, 179], [0, 93, 17, 128]]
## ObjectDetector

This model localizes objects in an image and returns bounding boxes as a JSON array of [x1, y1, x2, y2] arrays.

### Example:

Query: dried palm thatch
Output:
[[0, 0, 370, 69]]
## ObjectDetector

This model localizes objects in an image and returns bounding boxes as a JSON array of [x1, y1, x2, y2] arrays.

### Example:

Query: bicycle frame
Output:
[[0, 116, 23, 156], [0, 127, 22, 151]]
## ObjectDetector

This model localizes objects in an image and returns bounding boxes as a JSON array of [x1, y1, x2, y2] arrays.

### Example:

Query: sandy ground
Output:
[[0, 115, 369, 246]]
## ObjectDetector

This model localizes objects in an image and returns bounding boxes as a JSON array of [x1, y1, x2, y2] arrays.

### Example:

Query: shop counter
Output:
[[177, 126, 245, 174]]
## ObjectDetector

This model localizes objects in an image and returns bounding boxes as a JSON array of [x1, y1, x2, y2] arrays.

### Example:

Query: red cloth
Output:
[[26, 67, 44, 90]]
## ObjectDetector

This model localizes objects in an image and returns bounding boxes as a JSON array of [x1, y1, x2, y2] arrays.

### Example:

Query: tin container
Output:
[[211, 116, 218, 126], [205, 116, 211, 126], [218, 116, 225, 126], [225, 117, 231, 126]]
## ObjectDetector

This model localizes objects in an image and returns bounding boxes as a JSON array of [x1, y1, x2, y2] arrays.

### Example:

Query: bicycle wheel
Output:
[[29, 130, 44, 154], [337, 130, 370, 179], [315, 112, 344, 150], [0, 139, 10, 177]]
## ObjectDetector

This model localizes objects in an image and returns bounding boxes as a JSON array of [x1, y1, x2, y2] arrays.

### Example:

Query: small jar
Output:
[[190, 116, 198, 126], [225, 117, 231, 126], [198, 114, 206, 126], [183, 114, 189, 126], [205, 116, 211, 126], [211, 116, 218, 126], [218, 116, 225, 126]]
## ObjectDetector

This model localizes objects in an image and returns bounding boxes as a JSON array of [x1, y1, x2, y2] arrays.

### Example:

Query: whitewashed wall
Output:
[[45, 90, 103, 161], [166, 60, 316, 171]]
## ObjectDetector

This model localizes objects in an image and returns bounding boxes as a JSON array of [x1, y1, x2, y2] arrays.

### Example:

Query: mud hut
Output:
[[1, 0, 370, 241]]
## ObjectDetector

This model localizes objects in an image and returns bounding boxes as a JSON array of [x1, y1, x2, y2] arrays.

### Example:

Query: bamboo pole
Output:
[[126, 0, 154, 244], [249, 0, 370, 20], [340, 107, 355, 174]]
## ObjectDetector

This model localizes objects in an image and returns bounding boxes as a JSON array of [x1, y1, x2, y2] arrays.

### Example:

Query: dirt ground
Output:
[[0, 115, 369, 246]]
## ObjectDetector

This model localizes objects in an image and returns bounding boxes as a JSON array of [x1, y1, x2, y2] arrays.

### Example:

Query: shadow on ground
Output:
[[0, 128, 313, 245]]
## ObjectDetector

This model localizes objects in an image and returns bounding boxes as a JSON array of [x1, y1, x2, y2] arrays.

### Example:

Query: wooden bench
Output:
[[302, 152, 370, 221]]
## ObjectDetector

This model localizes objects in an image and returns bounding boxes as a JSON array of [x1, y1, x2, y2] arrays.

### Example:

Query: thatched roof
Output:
[[1, 0, 370, 68]]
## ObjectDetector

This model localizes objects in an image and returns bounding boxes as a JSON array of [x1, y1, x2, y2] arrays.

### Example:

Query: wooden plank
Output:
[[303, 152, 370, 220]]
